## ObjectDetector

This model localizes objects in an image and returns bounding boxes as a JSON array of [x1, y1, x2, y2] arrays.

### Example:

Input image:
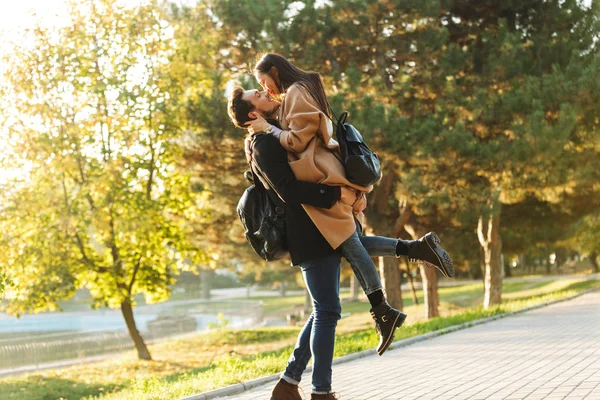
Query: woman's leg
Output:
[[359, 235, 398, 258], [360, 231, 455, 278], [301, 254, 342, 394], [339, 231, 384, 295], [339, 231, 407, 356]]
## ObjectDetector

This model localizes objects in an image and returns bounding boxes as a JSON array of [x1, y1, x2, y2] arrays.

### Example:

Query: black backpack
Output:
[[236, 156, 288, 262], [331, 110, 382, 187]]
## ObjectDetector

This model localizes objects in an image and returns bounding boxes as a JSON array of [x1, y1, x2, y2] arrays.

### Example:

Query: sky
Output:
[[0, 0, 198, 49], [0, 0, 69, 41]]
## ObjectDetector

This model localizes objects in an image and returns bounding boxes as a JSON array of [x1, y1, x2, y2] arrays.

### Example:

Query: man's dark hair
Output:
[[227, 86, 254, 128]]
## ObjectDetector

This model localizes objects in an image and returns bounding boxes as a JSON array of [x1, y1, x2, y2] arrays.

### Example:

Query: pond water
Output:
[[0, 299, 262, 336], [0, 312, 248, 334]]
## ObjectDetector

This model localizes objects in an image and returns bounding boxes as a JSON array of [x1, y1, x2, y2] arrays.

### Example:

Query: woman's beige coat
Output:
[[277, 83, 373, 250]]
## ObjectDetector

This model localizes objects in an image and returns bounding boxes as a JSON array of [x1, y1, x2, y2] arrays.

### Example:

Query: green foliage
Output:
[[0, 0, 205, 317], [0, 271, 11, 296], [190, 0, 600, 285]]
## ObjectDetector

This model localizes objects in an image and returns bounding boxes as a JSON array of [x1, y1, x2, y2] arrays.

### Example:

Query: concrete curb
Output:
[[181, 286, 600, 400]]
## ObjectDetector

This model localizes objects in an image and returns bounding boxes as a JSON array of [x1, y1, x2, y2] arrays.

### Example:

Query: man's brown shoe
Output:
[[310, 393, 340, 399], [271, 378, 303, 400]]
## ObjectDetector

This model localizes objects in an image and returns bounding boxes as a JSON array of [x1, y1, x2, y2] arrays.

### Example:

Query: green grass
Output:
[[1, 278, 598, 400]]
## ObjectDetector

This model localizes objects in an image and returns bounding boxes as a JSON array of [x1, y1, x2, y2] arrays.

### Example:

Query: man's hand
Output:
[[247, 113, 270, 136]]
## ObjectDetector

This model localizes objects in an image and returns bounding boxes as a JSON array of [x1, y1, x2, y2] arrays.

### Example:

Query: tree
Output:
[[571, 212, 600, 273], [173, 0, 600, 313], [0, 0, 205, 360], [349, 0, 600, 308]]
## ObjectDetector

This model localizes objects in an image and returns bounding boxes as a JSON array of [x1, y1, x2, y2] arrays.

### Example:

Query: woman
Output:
[[246, 53, 454, 350]]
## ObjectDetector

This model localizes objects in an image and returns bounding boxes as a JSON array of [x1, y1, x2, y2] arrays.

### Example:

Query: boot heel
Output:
[[396, 312, 407, 328]]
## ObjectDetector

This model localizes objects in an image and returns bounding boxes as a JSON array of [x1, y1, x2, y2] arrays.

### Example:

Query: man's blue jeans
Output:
[[282, 253, 342, 394], [281, 236, 397, 393]]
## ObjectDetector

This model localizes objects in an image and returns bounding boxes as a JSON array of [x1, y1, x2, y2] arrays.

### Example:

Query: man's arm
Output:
[[252, 134, 340, 209]]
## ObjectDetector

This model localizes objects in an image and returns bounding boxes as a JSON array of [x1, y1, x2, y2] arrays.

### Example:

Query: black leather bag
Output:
[[332, 110, 382, 187], [237, 165, 288, 262]]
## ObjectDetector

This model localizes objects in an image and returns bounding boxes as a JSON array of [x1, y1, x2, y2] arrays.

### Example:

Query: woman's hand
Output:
[[352, 192, 367, 214], [247, 113, 271, 136], [341, 187, 368, 214], [244, 136, 253, 164], [340, 186, 358, 206]]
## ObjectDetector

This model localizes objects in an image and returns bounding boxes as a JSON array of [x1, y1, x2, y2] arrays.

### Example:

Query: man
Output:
[[229, 86, 344, 400]]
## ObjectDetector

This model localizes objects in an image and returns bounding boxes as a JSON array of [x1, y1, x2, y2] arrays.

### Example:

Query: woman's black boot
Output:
[[406, 232, 455, 278], [370, 301, 407, 356]]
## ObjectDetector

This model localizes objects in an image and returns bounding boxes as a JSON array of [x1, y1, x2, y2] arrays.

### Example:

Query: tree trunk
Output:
[[555, 249, 566, 274], [121, 299, 151, 360], [405, 225, 439, 318], [350, 275, 360, 302], [477, 209, 502, 309], [589, 251, 599, 274], [419, 261, 439, 317], [279, 281, 286, 297], [518, 254, 525, 273], [402, 257, 419, 306], [201, 268, 211, 300], [479, 246, 486, 283], [379, 257, 403, 310], [503, 254, 512, 277]]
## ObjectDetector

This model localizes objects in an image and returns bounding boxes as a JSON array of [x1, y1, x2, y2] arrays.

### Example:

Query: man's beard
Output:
[[263, 104, 280, 120]]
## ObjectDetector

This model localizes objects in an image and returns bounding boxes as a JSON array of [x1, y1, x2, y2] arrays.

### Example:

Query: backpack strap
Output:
[[250, 136, 286, 205]]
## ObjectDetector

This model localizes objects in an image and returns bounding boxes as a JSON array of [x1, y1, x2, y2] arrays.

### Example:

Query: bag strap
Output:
[[317, 101, 346, 165], [326, 101, 348, 127], [250, 137, 286, 211]]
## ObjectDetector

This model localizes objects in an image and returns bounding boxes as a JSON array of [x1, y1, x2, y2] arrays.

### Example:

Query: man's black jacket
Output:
[[251, 133, 341, 266]]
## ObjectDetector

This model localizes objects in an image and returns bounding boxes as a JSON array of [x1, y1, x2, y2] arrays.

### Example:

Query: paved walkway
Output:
[[220, 292, 600, 399]]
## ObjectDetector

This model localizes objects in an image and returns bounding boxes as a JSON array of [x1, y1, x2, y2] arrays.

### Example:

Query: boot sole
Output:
[[424, 232, 455, 278], [377, 312, 407, 356]]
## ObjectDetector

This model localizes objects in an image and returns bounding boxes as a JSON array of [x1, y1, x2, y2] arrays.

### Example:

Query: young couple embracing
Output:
[[227, 53, 455, 400]]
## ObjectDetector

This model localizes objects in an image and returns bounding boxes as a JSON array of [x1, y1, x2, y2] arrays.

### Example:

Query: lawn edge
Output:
[[181, 286, 600, 400]]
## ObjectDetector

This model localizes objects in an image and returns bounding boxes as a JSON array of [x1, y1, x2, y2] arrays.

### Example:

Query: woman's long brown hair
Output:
[[254, 53, 330, 117]]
